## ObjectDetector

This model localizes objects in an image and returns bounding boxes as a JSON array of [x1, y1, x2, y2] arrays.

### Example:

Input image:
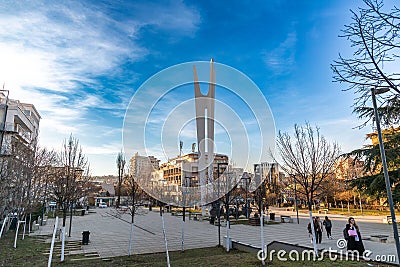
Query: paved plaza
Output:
[[31, 207, 399, 264]]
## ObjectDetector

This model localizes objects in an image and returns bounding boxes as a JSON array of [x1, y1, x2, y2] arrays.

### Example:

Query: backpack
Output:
[[324, 220, 332, 228]]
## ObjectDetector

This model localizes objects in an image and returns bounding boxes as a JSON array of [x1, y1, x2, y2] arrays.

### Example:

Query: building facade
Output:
[[158, 152, 229, 187], [0, 92, 41, 218], [0, 93, 40, 154]]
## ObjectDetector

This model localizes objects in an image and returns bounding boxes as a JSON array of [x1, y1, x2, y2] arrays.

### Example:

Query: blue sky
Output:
[[0, 0, 394, 175]]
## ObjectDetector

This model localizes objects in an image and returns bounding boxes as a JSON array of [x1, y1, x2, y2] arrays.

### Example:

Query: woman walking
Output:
[[315, 216, 323, 244], [344, 217, 365, 254], [323, 216, 332, 239]]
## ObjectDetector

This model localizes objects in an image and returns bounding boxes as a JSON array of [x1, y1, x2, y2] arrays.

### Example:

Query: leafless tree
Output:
[[26, 146, 57, 227], [49, 135, 89, 261], [0, 138, 36, 220], [332, 0, 400, 127], [0, 137, 59, 235], [276, 123, 340, 254], [125, 172, 147, 256]]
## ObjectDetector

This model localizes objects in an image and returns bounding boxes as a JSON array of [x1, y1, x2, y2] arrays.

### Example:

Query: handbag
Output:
[[348, 229, 357, 236]]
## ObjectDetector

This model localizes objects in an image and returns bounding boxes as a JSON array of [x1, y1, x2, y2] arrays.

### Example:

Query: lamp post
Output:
[[217, 162, 228, 247], [241, 173, 250, 219], [182, 176, 191, 252], [293, 176, 299, 224], [371, 87, 400, 264]]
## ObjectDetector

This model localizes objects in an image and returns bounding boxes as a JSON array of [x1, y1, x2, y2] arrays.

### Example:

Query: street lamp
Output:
[[181, 176, 191, 252], [241, 173, 250, 219], [217, 162, 228, 247], [293, 176, 299, 224], [371, 87, 400, 263]]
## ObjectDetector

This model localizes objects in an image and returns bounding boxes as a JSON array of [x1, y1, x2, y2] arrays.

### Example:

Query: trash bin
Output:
[[82, 231, 90, 245], [9, 217, 17, 230], [269, 213, 275, 221], [81, 210, 85, 216]]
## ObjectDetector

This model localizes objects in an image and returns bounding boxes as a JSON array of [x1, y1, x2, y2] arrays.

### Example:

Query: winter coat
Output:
[[344, 223, 365, 254]]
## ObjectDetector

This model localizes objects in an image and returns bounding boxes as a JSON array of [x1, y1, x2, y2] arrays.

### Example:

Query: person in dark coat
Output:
[[323, 216, 333, 239], [307, 217, 322, 244], [314, 216, 323, 244], [210, 206, 217, 225], [345, 217, 365, 254]]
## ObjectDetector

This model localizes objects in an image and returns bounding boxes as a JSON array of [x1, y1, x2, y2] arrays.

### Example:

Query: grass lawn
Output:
[[0, 231, 395, 266]]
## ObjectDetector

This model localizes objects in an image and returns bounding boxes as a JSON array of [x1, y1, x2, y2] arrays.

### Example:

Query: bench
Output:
[[383, 216, 392, 224], [280, 215, 293, 223], [248, 217, 260, 226], [371, 235, 389, 243], [117, 206, 129, 212], [318, 209, 328, 214], [192, 213, 202, 221]]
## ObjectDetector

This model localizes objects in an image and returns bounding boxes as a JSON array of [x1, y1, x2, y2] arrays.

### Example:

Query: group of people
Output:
[[307, 216, 332, 244], [307, 216, 365, 254]]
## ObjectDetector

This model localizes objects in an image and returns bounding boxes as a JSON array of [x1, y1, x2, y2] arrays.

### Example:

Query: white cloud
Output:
[[0, 1, 201, 175], [0, 1, 201, 105], [263, 31, 297, 74]]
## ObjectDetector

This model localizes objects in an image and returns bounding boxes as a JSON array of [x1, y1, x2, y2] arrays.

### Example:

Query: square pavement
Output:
[[30, 207, 399, 264]]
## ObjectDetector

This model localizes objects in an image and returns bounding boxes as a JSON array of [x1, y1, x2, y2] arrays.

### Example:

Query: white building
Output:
[[0, 92, 41, 217], [129, 152, 160, 185], [0, 92, 40, 154]]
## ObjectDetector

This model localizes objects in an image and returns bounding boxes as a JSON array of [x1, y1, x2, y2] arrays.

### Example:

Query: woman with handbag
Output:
[[345, 217, 365, 254]]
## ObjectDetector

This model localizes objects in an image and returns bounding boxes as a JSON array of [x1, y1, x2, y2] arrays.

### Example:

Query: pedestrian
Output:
[[315, 216, 323, 244], [210, 206, 216, 225], [344, 217, 365, 254], [307, 217, 314, 243], [307, 217, 322, 244], [323, 216, 333, 239]]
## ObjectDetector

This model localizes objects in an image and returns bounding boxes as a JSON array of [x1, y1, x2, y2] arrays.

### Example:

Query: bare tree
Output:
[[0, 138, 59, 238], [332, 0, 400, 127], [332, 0, 400, 212], [276, 123, 340, 254], [125, 172, 147, 256], [50, 135, 89, 262], [116, 151, 125, 208], [0, 139, 36, 220], [27, 146, 58, 228]]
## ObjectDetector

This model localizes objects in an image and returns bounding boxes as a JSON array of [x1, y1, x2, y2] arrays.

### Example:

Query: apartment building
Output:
[[158, 152, 229, 187], [0, 92, 40, 154]]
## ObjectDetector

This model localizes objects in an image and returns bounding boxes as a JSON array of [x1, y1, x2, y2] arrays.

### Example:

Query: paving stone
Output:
[[29, 207, 399, 264]]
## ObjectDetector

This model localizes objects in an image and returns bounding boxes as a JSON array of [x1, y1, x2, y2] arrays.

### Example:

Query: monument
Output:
[[193, 59, 215, 215]]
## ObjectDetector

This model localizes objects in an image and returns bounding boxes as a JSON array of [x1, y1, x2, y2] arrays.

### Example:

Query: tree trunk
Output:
[[128, 222, 134, 255], [347, 200, 350, 214], [68, 202, 72, 237]]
